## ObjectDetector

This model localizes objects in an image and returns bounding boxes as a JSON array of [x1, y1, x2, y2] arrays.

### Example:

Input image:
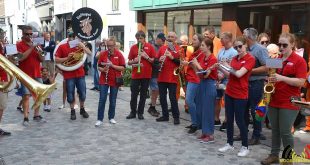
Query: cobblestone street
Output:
[[0, 76, 309, 165]]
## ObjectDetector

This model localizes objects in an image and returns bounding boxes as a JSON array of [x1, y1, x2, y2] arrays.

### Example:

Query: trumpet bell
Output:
[[0, 54, 56, 109]]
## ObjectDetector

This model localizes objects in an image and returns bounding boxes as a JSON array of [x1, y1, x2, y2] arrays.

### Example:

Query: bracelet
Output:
[[147, 57, 150, 60]]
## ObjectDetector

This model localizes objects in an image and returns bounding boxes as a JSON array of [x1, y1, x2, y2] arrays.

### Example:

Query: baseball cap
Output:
[[157, 33, 166, 42]]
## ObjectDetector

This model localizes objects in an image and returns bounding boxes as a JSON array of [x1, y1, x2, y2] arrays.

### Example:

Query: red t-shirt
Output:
[[17, 41, 41, 78], [55, 42, 85, 80], [0, 54, 8, 82], [186, 49, 205, 84], [200, 54, 218, 80], [225, 53, 255, 99], [128, 42, 156, 79], [98, 49, 125, 86], [269, 52, 307, 110], [157, 44, 180, 84]]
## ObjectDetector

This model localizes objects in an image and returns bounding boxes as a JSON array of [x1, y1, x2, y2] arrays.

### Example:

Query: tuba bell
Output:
[[0, 55, 56, 109]]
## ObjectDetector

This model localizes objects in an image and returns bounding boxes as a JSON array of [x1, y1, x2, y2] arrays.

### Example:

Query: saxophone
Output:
[[264, 68, 276, 104]]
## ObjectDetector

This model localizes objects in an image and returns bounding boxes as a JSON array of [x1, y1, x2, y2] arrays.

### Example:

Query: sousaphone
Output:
[[54, 7, 103, 71]]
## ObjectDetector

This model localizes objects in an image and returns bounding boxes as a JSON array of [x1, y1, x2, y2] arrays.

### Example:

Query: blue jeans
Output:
[[66, 77, 86, 104], [97, 85, 119, 121], [197, 79, 217, 135], [185, 82, 200, 127], [246, 80, 264, 139], [93, 66, 99, 89], [225, 94, 248, 147], [20, 78, 42, 96]]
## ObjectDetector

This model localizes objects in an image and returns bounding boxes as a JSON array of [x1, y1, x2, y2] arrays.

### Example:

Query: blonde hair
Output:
[[279, 33, 296, 46]]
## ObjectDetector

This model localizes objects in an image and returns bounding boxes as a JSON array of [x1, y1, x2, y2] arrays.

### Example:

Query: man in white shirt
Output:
[[42, 33, 56, 76]]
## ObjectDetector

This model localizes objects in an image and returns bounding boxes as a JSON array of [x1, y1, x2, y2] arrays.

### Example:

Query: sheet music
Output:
[[69, 39, 80, 48], [5, 44, 18, 55], [32, 37, 44, 45]]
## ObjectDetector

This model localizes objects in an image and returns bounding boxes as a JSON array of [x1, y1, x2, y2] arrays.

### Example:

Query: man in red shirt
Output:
[[126, 31, 156, 120], [0, 36, 11, 136], [55, 29, 92, 120], [156, 32, 180, 125], [16, 26, 45, 126]]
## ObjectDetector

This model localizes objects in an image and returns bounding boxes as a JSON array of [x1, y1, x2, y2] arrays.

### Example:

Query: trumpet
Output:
[[32, 42, 45, 57]]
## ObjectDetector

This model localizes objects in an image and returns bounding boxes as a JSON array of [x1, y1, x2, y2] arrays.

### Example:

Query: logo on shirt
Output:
[[287, 62, 294, 66], [241, 61, 246, 64]]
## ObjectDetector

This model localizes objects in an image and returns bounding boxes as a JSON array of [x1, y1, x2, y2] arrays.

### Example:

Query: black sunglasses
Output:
[[277, 43, 288, 48], [260, 41, 269, 45], [24, 33, 33, 36], [234, 45, 243, 50]]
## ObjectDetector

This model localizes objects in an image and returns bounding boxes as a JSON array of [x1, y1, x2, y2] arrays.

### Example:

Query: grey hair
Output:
[[243, 28, 258, 41]]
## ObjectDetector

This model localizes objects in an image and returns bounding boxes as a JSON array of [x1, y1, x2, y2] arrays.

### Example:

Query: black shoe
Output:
[[219, 122, 227, 131], [17, 107, 23, 113], [174, 118, 180, 125], [80, 108, 89, 118], [185, 124, 193, 129], [188, 126, 197, 134], [260, 134, 267, 140], [90, 87, 97, 90], [148, 106, 159, 117], [248, 138, 261, 145], [233, 135, 241, 141], [138, 114, 144, 120], [0, 128, 11, 136], [126, 113, 136, 119], [156, 116, 169, 122], [214, 120, 221, 126], [71, 110, 76, 120]]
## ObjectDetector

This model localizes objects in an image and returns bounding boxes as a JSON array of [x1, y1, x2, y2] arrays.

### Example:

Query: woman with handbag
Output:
[[95, 37, 126, 127]]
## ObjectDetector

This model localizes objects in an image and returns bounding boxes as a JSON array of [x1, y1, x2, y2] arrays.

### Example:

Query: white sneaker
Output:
[[58, 105, 65, 109], [237, 146, 250, 157], [95, 120, 103, 127], [109, 119, 117, 124], [218, 143, 234, 153]]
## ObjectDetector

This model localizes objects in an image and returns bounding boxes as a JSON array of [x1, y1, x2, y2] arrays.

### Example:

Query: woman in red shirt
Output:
[[192, 38, 217, 143], [182, 34, 206, 134], [261, 33, 307, 165], [217, 36, 255, 157], [95, 37, 126, 127]]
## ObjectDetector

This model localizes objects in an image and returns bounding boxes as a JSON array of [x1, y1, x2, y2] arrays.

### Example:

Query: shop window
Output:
[[146, 12, 165, 44], [167, 11, 190, 36], [193, 8, 222, 36]]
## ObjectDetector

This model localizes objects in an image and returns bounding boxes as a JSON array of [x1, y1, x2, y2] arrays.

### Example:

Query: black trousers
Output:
[[158, 82, 180, 119], [130, 79, 150, 114]]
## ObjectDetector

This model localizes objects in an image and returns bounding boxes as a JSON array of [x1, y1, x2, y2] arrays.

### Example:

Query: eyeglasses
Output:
[[233, 45, 243, 50], [107, 45, 115, 47], [277, 43, 288, 48], [24, 33, 33, 36], [260, 41, 269, 45]]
